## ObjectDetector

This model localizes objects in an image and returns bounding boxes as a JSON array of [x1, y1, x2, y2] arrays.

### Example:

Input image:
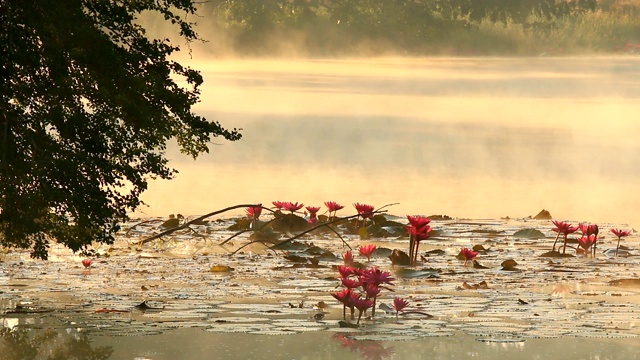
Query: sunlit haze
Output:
[[133, 57, 640, 227]]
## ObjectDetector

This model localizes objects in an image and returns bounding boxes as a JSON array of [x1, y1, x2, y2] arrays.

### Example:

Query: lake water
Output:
[[135, 56, 640, 227]]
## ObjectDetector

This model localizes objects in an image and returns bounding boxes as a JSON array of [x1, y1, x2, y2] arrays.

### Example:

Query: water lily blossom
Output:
[[353, 203, 375, 229], [611, 228, 632, 256], [578, 234, 597, 255], [246, 205, 262, 219], [331, 288, 354, 320], [272, 201, 285, 210], [365, 283, 381, 299], [82, 259, 92, 268], [337, 265, 357, 279], [343, 251, 354, 265], [579, 223, 599, 255], [341, 277, 361, 289], [551, 220, 578, 254], [282, 201, 304, 213], [406, 215, 432, 265], [460, 247, 478, 266], [359, 244, 377, 262], [407, 215, 431, 230], [393, 297, 410, 320], [354, 203, 375, 219], [325, 201, 344, 221], [305, 205, 321, 225], [360, 267, 395, 287], [350, 293, 374, 324]]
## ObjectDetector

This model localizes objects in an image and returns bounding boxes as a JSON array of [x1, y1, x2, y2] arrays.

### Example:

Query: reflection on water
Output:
[[0, 327, 113, 360], [3, 324, 640, 360], [136, 57, 640, 227], [332, 333, 395, 359]]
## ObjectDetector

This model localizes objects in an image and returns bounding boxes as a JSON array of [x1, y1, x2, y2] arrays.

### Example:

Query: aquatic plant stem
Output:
[[409, 234, 415, 266], [551, 232, 561, 252]]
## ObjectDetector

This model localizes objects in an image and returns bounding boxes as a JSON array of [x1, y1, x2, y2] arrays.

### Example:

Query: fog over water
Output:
[[135, 57, 640, 227]]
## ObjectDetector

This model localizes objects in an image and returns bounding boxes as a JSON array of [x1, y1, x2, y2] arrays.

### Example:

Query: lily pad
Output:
[[513, 228, 546, 239], [394, 268, 440, 279]]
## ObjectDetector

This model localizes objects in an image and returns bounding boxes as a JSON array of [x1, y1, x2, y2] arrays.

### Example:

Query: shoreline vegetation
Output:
[[144, 0, 640, 57]]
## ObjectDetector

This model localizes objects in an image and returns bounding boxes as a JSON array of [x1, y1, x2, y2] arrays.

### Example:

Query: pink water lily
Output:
[[365, 284, 380, 299], [341, 277, 361, 289], [350, 293, 374, 324], [359, 244, 377, 262], [578, 223, 599, 256], [406, 215, 432, 265], [353, 203, 375, 227], [460, 247, 478, 266], [324, 201, 344, 221], [552, 220, 578, 254], [343, 251, 353, 265], [331, 288, 354, 320], [337, 265, 357, 279], [393, 297, 410, 320], [282, 201, 304, 213], [611, 228, 632, 256], [578, 234, 597, 254], [360, 267, 395, 287], [272, 201, 285, 210], [246, 205, 262, 219]]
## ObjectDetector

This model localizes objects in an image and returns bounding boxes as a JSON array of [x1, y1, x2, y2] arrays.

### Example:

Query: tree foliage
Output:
[[201, 0, 597, 54], [0, 0, 241, 259]]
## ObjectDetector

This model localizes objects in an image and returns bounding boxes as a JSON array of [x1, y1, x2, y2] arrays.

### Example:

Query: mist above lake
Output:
[[135, 57, 640, 227]]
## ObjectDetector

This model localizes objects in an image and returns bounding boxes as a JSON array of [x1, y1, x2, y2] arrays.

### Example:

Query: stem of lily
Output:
[[357, 310, 363, 325], [616, 237, 621, 256], [372, 297, 377, 318], [562, 234, 568, 254], [409, 234, 415, 266], [552, 232, 560, 252], [342, 304, 346, 320]]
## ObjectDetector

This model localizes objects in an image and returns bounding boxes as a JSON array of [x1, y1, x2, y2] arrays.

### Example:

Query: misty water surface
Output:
[[136, 57, 640, 227]]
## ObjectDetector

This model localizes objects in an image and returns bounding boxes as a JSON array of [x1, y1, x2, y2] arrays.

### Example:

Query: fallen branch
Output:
[[139, 204, 262, 245]]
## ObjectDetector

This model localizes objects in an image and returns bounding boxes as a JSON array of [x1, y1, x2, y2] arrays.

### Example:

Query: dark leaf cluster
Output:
[[0, 0, 241, 258]]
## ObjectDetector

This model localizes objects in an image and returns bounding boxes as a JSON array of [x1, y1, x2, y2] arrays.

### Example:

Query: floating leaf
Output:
[[210, 265, 233, 273], [609, 279, 640, 287], [395, 268, 440, 279], [461, 281, 489, 290], [473, 260, 489, 269], [338, 321, 359, 328], [539, 250, 574, 258], [388, 249, 410, 265], [501, 259, 518, 271], [472, 244, 488, 252], [513, 228, 546, 239]]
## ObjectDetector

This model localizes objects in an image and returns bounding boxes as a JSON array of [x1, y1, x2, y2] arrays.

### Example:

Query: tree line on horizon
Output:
[[191, 0, 639, 55]]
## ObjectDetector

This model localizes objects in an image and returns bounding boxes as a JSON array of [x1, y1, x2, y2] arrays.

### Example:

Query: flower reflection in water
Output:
[[332, 333, 395, 360]]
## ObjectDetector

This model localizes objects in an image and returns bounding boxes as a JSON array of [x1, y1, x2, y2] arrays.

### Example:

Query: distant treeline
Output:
[[188, 0, 640, 55]]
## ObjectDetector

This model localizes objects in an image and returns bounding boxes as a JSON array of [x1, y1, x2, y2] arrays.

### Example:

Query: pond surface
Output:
[[1, 214, 639, 359], [3, 57, 640, 359], [136, 56, 640, 228]]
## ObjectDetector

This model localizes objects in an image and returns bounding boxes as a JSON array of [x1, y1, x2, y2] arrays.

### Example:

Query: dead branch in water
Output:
[[139, 204, 262, 245]]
